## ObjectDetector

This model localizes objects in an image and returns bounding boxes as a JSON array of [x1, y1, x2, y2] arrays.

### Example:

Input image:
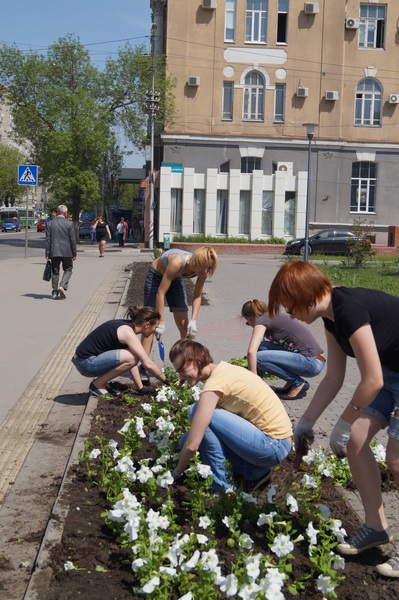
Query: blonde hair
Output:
[[241, 299, 268, 320], [189, 246, 218, 276]]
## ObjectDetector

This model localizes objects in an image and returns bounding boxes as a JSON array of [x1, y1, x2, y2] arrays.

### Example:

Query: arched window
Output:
[[243, 71, 264, 120], [355, 78, 382, 126]]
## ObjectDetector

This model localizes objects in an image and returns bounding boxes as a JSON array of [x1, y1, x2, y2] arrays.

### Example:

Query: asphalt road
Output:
[[0, 229, 47, 260]]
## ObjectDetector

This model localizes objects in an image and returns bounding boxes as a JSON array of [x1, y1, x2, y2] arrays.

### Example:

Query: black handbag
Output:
[[43, 260, 52, 281]]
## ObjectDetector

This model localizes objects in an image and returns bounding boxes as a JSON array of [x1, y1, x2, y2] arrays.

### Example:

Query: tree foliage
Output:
[[0, 35, 174, 220], [0, 143, 26, 205]]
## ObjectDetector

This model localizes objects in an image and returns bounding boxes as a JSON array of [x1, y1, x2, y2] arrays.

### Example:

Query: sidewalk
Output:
[[0, 250, 397, 599]]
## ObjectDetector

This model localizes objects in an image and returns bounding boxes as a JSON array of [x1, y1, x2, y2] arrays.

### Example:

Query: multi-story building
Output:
[[151, 0, 399, 243]]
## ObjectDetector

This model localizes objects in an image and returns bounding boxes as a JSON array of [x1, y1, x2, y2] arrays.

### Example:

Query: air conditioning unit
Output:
[[389, 94, 399, 104], [202, 0, 216, 8], [277, 162, 293, 175], [345, 17, 360, 29], [304, 2, 319, 14], [325, 90, 339, 101], [187, 76, 200, 87], [296, 86, 309, 98]]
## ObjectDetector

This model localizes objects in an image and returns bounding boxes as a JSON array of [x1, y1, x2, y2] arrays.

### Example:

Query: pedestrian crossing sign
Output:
[[18, 165, 38, 186]]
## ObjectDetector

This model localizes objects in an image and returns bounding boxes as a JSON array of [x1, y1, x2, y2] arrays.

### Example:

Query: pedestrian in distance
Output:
[[117, 217, 126, 247], [90, 219, 96, 244], [268, 260, 399, 577], [241, 299, 326, 399], [45, 204, 76, 300], [71, 306, 169, 398], [95, 215, 111, 257], [169, 339, 292, 494]]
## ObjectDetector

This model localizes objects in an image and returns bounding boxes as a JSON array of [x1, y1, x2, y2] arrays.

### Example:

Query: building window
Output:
[[262, 190, 273, 235], [243, 71, 265, 120], [170, 188, 182, 233], [355, 78, 382, 126], [350, 162, 376, 213], [359, 4, 386, 49], [246, 0, 268, 43], [277, 0, 289, 43], [284, 192, 295, 236], [225, 0, 237, 42], [216, 190, 228, 234], [239, 191, 251, 234], [193, 189, 205, 234], [220, 161, 230, 173], [222, 81, 234, 120], [274, 83, 285, 122], [241, 156, 261, 173]]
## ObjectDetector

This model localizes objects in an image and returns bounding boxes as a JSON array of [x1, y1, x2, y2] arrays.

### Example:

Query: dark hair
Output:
[[124, 305, 161, 325], [241, 299, 269, 320], [169, 339, 213, 377]]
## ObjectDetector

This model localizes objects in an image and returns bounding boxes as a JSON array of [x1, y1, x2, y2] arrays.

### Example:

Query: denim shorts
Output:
[[144, 267, 188, 313], [363, 366, 399, 438], [71, 350, 121, 377]]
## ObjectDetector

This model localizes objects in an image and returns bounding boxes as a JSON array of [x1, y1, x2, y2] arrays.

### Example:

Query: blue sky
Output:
[[1, 0, 152, 167]]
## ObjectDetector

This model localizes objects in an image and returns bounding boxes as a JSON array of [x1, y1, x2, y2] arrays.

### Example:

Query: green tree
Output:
[[0, 35, 174, 221], [0, 144, 26, 205]]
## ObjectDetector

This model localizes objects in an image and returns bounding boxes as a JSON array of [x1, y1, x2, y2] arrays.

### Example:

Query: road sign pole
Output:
[[25, 188, 29, 259]]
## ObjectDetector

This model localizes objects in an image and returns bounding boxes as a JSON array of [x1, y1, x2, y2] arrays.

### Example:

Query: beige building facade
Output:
[[151, 0, 399, 243]]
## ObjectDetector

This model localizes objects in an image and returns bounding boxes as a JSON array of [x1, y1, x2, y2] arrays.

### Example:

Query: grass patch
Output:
[[314, 258, 399, 297]]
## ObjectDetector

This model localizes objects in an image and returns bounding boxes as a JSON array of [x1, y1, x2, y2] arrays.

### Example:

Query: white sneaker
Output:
[[58, 286, 66, 299], [376, 550, 399, 578]]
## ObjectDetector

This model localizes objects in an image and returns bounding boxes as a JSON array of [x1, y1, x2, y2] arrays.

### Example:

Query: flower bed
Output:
[[40, 380, 399, 600]]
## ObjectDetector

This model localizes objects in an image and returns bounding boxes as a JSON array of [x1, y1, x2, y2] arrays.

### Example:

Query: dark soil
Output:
[[35, 263, 399, 599]]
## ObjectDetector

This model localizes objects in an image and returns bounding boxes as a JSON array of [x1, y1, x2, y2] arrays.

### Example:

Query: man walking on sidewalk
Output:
[[45, 204, 77, 299]]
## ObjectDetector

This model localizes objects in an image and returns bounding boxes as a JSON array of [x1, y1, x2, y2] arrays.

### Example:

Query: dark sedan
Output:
[[284, 229, 369, 256]]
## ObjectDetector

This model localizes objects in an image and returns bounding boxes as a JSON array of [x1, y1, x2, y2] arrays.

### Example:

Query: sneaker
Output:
[[376, 550, 399, 578], [139, 364, 150, 384], [336, 524, 392, 556], [51, 290, 59, 299], [58, 286, 66, 299], [89, 381, 114, 398]]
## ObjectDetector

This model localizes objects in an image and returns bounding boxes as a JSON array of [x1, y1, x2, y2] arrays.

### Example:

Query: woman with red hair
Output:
[[268, 260, 399, 577]]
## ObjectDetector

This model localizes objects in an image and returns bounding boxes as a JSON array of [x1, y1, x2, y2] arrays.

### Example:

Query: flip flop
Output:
[[279, 381, 310, 400]]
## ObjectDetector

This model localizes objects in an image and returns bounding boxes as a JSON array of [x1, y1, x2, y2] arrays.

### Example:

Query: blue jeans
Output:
[[144, 268, 188, 313], [362, 366, 399, 437], [256, 341, 325, 386], [71, 350, 121, 377], [180, 403, 291, 493]]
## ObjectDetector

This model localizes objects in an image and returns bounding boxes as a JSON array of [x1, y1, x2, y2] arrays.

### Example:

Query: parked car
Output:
[[284, 229, 370, 256], [1, 218, 21, 232], [37, 219, 47, 232], [79, 220, 93, 239]]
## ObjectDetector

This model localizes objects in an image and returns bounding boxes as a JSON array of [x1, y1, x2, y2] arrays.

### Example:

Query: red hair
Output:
[[268, 261, 332, 317]]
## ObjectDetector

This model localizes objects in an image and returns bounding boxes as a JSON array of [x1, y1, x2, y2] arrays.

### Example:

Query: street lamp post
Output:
[[302, 122, 318, 262], [146, 23, 160, 250]]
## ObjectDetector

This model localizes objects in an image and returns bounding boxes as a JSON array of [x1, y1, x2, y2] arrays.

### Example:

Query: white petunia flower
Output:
[[64, 560, 75, 571], [222, 515, 235, 530], [142, 403, 152, 414], [156, 470, 174, 488], [108, 439, 120, 459], [306, 521, 319, 545], [301, 473, 318, 489], [131, 557, 149, 571], [138, 576, 160, 594], [263, 567, 286, 587], [181, 550, 200, 571], [245, 556, 260, 580], [160, 566, 177, 576], [239, 533, 254, 549], [199, 515, 211, 529], [135, 416, 146, 438], [136, 465, 154, 483], [257, 511, 277, 527], [316, 574, 334, 595], [219, 573, 238, 596], [286, 493, 298, 513], [271, 534, 294, 558], [329, 519, 347, 543], [331, 552, 345, 570], [201, 548, 219, 571], [238, 581, 261, 599], [178, 593, 193, 600], [114, 455, 135, 474], [372, 442, 386, 463], [196, 534, 208, 544], [89, 448, 101, 459], [119, 420, 132, 433], [240, 491, 258, 504]]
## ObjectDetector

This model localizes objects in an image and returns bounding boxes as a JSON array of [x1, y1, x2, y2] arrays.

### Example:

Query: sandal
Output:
[[279, 381, 309, 400]]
